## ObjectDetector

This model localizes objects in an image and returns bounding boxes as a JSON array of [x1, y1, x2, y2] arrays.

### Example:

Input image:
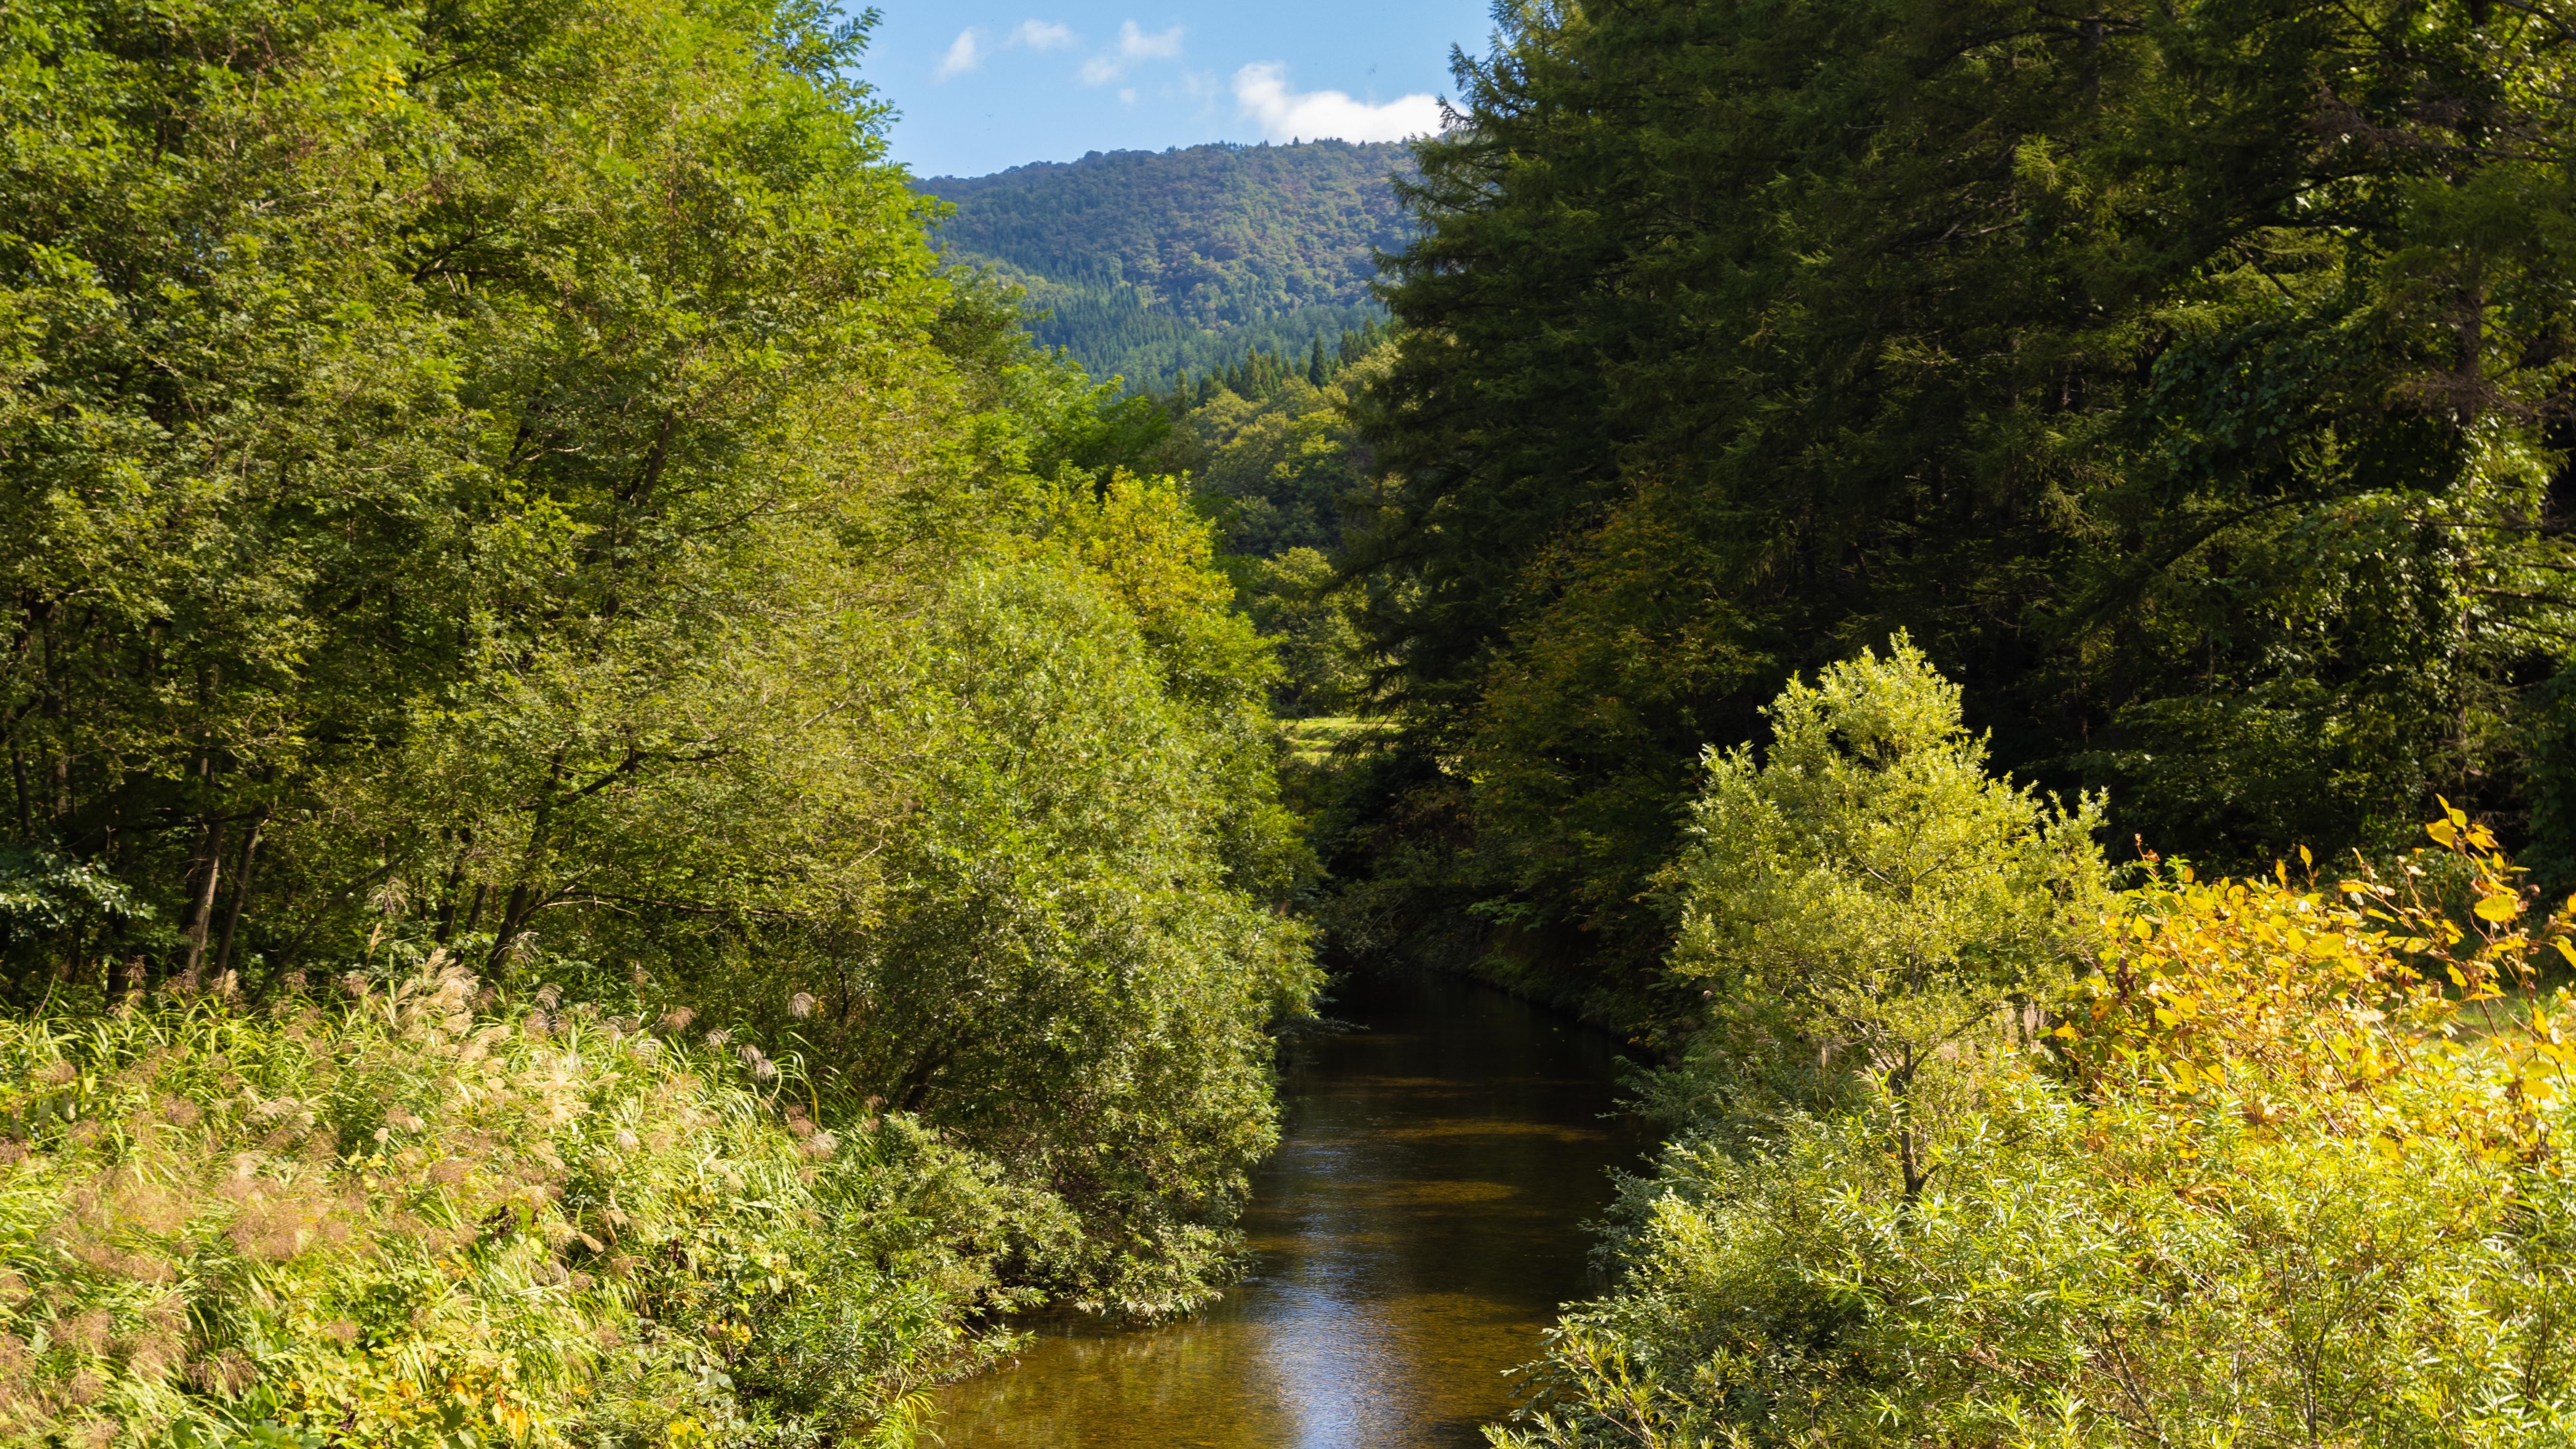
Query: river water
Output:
[[933, 971, 1650, 1448]]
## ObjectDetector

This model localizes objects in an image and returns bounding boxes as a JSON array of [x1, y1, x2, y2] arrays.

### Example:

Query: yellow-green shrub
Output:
[[1501, 1065, 2576, 1448], [1498, 650, 2576, 1448], [2064, 807, 2576, 1158], [0, 964, 1025, 1449]]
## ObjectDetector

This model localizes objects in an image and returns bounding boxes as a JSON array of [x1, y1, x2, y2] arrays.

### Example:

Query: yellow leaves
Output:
[[2430, 796, 2499, 852], [2072, 811, 2576, 1164]]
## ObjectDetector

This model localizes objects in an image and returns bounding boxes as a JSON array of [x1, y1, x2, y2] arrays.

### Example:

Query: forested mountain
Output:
[[919, 141, 1415, 385]]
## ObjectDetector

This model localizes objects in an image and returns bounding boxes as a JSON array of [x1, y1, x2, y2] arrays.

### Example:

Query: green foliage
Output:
[[0, 0, 1320, 1421], [1092, 337, 1388, 727], [919, 142, 1412, 386], [1166, 370, 1375, 560], [1493, 650, 2576, 1448], [1498, 1077, 2576, 1449], [3, 0, 957, 991], [1661, 638, 2108, 1191], [1354, 0, 2576, 1012], [0, 849, 153, 975], [0, 964, 1028, 1449], [1165, 321, 1390, 412], [1242, 551, 1370, 718]]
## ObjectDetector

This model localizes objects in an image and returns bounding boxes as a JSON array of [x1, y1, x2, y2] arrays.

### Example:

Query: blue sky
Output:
[[862, 0, 1493, 178]]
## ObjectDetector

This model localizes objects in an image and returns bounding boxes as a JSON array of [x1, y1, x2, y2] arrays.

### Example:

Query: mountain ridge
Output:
[[917, 139, 1417, 386]]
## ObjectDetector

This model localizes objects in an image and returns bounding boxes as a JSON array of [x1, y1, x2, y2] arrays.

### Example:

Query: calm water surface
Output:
[[933, 971, 1650, 1449]]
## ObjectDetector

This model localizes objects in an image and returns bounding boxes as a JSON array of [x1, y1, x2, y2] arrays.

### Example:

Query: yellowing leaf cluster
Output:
[[2064, 802, 2576, 1161]]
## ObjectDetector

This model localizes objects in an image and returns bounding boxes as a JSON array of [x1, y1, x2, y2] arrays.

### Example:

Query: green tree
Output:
[[1244, 549, 1371, 717], [1498, 675, 2576, 1449], [1354, 0, 2576, 1017], [0, 0, 1314, 1324], [1156, 346, 1384, 560], [1662, 638, 2107, 1196]]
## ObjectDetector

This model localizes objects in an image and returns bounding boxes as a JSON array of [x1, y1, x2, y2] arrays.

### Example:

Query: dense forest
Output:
[[1324, 1, 2576, 1445], [917, 142, 1412, 385], [0, 0, 1309, 1442], [1338, 0, 2576, 1026]]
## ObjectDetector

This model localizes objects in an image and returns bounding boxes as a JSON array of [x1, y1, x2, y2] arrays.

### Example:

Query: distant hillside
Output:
[[918, 140, 1417, 387]]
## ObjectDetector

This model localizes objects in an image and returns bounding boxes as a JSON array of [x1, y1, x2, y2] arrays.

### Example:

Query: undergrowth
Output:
[[0, 962, 1032, 1449]]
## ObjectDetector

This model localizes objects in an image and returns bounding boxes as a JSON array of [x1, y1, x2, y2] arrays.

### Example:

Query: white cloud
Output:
[[1079, 19, 1181, 85], [1119, 20, 1181, 59], [1231, 63, 1441, 143], [1119, 87, 1137, 104], [1010, 19, 1075, 50], [935, 28, 984, 80]]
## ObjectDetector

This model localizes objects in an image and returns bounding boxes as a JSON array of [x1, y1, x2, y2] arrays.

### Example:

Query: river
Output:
[[933, 970, 1651, 1448]]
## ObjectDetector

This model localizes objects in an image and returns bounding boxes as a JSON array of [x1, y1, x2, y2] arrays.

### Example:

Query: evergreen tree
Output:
[[1352, 0, 2576, 1013]]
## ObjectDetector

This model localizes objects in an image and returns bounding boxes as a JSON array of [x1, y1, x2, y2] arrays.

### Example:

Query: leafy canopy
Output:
[[1666, 637, 2108, 1191], [1349, 0, 2576, 1012]]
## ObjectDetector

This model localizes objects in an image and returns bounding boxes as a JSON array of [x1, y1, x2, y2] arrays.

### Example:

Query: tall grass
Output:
[[0, 962, 1021, 1448]]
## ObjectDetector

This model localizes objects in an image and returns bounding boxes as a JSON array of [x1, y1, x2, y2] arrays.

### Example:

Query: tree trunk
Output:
[[1886, 1045, 1930, 1203], [896, 1038, 956, 1113], [488, 755, 566, 971], [487, 881, 533, 971], [434, 832, 472, 944], [180, 818, 226, 979], [212, 813, 264, 979]]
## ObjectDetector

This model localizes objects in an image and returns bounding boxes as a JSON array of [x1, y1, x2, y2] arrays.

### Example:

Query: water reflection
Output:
[[934, 971, 1649, 1448]]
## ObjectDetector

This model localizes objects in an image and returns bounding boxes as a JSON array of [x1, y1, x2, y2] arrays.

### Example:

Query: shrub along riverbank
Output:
[[1495, 643, 2576, 1448], [1, 965, 1037, 1447], [0, 0, 1313, 1441]]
